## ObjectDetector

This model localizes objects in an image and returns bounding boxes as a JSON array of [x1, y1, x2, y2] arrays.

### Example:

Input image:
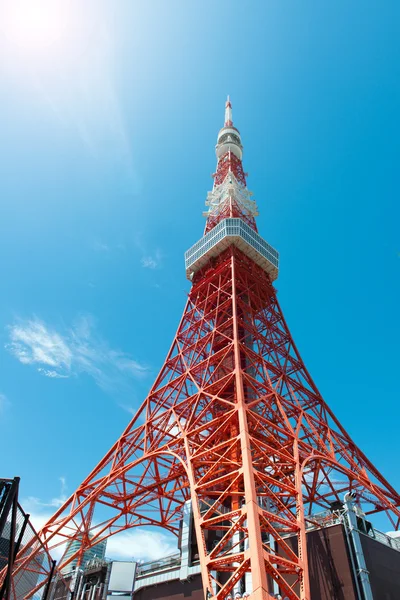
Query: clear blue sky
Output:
[[0, 0, 399, 557]]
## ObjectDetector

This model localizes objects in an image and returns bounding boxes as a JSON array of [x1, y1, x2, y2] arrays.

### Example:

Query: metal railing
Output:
[[366, 527, 400, 552], [136, 553, 181, 576], [302, 507, 400, 554]]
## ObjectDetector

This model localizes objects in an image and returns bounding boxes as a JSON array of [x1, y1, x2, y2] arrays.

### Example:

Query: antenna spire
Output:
[[224, 95, 233, 127]]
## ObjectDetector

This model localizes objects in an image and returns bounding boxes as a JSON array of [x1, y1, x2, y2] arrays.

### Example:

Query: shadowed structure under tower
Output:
[[10, 98, 400, 600]]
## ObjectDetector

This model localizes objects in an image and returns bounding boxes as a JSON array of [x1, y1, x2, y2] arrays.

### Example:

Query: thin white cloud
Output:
[[25, 494, 65, 510], [8, 320, 72, 370], [23, 477, 70, 560], [387, 531, 400, 539], [141, 256, 157, 269], [23, 506, 66, 561], [106, 529, 176, 562], [26, 513, 176, 563], [59, 476, 67, 497], [20, 477, 73, 561], [0, 393, 10, 413], [134, 233, 163, 270], [141, 249, 162, 270], [25, 484, 176, 564], [38, 368, 69, 378], [91, 240, 110, 253], [118, 403, 137, 416], [6, 315, 148, 392], [90, 239, 127, 254]]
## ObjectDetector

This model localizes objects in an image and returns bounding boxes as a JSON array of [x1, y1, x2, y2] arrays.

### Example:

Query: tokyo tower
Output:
[[13, 98, 400, 599]]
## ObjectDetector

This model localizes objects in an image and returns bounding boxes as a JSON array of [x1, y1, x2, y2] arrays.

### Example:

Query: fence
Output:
[[0, 478, 69, 600]]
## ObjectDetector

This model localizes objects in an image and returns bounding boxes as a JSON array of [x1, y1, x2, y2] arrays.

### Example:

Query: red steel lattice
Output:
[[9, 100, 400, 600]]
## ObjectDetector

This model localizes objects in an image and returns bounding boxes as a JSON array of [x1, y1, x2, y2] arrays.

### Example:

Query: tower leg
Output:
[[232, 256, 271, 599], [294, 437, 310, 600]]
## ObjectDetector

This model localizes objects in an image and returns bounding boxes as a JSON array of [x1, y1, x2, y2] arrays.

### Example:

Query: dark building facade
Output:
[[361, 534, 400, 599]]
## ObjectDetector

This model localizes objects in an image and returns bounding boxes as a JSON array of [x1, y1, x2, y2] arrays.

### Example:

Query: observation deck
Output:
[[185, 218, 279, 281]]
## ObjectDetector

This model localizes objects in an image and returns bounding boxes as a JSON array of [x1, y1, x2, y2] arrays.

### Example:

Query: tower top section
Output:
[[216, 96, 243, 161], [185, 97, 279, 282], [224, 95, 233, 126]]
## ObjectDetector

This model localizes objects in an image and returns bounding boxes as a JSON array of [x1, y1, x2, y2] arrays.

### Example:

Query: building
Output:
[[130, 506, 400, 599], [53, 499, 400, 600], [60, 537, 107, 574]]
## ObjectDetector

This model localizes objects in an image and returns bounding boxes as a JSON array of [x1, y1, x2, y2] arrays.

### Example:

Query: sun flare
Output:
[[0, 0, 71, 50]]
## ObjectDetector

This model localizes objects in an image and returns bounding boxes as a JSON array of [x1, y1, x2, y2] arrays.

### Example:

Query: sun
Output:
[[0, 0, 71, 51]]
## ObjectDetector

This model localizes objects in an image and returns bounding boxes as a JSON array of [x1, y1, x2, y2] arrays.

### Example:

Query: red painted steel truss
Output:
[[206, 151, 257, 234], [213, 151, 248, 188], [12, 247, 400, 600], [205, 193, 257, 234]]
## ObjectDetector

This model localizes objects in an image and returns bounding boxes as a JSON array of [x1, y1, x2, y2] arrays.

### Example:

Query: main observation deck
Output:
[[185, 218, 279, 281]]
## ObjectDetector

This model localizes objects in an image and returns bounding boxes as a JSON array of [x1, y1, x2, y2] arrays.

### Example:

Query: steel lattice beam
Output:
[[8, 98, 400, 600]]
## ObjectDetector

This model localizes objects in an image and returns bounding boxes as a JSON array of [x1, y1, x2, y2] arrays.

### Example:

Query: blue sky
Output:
[[0, 0, 399, 557]]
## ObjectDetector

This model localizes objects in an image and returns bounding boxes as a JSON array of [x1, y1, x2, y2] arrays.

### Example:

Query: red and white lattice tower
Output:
[[12, 98, 400, 599]]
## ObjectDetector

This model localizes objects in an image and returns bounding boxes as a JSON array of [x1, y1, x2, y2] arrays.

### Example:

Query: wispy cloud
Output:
[[22, 479, 71, 561], [0, 393, 10, 413], [6, 315, 148, 392], [25, 477, 68, 511], [118, 403, 137, 416], [91, 240, 110, 253], [387, 531, 400, 539], [38, 368, 69, 378], [141, 254, 159, 269], [26, 514, 176, 563], [24, 480, 176, 563], [133, 232, 163, 270], [106, 529, 176, 562], [26, 508, 66, 560], [8, 320, 72, 370]]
